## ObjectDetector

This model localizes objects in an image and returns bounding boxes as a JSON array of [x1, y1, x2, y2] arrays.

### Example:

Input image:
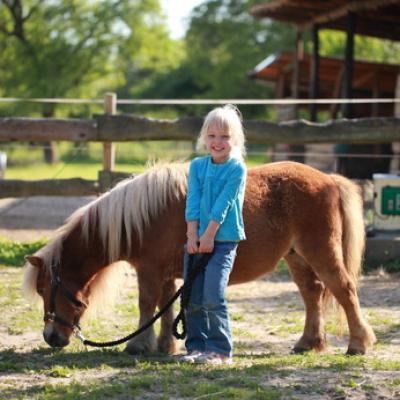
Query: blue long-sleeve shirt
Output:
[[185, 155, 246, 241]]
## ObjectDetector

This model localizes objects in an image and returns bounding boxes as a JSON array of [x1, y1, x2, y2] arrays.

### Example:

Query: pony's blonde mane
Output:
[[82, 161, 188, 262], [22, 162, 189, 315]]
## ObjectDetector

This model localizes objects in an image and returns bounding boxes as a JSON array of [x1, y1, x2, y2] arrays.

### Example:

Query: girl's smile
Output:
[[205, 130, 232, 164]]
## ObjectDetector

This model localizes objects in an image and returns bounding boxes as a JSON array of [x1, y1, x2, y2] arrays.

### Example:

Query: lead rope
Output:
[[79, 252, 212, 348], [172, 252, 212, 339]]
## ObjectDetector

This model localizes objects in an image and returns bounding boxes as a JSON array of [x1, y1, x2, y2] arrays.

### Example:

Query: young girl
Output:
[[182, 104, 247, 364]]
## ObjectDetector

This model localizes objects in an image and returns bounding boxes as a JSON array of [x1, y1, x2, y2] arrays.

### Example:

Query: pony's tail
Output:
[[326, 174, 365, 334], [331, 174, 365, 283]]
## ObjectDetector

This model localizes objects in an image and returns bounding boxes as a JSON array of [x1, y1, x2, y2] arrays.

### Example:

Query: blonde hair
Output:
[[196, 104, 246, 161]]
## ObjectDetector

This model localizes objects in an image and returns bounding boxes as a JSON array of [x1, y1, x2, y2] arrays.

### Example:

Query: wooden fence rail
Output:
[[1, 115, 400, 144], [0, 178, 100, 197], [0, 91, 399, 198]]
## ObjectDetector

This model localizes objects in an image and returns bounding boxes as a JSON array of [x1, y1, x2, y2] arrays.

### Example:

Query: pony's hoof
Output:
[[125, 341, 156, 355], [346, 347, 366, 356], [293, 336, 326, 354], [157, 338, 177, 355]]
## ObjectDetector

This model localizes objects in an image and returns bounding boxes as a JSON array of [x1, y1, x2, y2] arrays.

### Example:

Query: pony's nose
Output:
[[43, 328, 69, 348]]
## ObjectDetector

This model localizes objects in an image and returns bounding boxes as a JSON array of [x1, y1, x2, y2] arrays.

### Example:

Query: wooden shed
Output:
[[250, 0, 400, 178]]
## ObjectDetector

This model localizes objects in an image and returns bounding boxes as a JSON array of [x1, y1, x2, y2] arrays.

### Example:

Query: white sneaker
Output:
[[194, 351, 233, 365], [178, 350, 203, 363]]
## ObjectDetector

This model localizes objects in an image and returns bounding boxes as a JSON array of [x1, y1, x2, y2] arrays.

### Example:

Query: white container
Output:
[[373, 173, 400, 231], [0, 152, 6, 179]]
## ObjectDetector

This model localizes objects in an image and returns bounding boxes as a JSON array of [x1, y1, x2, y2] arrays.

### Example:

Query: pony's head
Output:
[[23, 236, 127, 348], [22, 200, 127, 348], [24, 254, 88, 347]]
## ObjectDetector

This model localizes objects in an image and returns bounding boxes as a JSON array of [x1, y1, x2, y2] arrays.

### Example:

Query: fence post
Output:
[[103, 93, 116, 171]]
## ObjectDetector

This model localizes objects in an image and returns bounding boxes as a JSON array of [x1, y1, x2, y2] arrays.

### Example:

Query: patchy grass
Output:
[[0, 265, 399, 399]]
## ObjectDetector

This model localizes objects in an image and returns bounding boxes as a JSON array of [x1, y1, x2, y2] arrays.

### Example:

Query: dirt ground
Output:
[[1, 196, 399, 399], [0, 196, 95, 241]]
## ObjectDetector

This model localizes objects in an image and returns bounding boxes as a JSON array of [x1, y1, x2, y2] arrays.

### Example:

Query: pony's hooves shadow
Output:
[[124, 344, 157, 356], [291, 347, 313, 355]]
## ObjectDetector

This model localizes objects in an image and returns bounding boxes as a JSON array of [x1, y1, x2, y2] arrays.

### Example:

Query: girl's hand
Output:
[[186, 235, 199, 254], [199, 220, 219, 253], [199, 232, 215, 253]]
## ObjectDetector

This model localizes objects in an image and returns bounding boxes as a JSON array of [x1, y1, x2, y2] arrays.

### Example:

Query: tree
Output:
[[140, 0, 295, 118], [0, 0, 174, 161]]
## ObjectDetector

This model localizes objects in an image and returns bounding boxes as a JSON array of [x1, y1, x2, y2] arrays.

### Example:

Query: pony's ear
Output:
[[25, 255, 44, 270]]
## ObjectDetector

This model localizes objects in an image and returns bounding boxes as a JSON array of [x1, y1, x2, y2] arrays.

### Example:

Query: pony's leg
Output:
[[125, 266, 160, 355], [157, 279, 177, 354], [298, 244, 376, 355], [285, 252, 327, 353]]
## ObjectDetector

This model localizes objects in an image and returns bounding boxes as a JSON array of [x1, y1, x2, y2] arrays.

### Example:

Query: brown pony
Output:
[[23, 161, 376, 355]]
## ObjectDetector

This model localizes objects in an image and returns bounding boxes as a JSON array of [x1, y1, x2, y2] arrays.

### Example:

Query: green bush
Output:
[[0, 238, 47, 267]]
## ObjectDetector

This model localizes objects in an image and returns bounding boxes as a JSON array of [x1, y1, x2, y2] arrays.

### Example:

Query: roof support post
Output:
[[341, 12, 356, 118], [292, 28, 302, 117], [291, 28, 305, 163], [309, 24, 320, 122]]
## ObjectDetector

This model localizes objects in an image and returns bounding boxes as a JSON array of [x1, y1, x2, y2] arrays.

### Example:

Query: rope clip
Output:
[[74, 328, 86, 343]]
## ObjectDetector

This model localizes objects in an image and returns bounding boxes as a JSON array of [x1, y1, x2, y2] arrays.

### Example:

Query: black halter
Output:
[[44, 261, 87, 332]]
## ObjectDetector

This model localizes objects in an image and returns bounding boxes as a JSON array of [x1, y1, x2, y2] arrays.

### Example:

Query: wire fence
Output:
[[1, 97, 400, 106]]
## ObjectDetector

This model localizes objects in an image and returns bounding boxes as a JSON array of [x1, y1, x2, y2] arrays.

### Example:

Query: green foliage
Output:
[[0, 238, 47, 266], [141, 0, 295, 118], [2, 0, 397, 123], [313, 30, 400, 64], [0, 0, 177, 118]]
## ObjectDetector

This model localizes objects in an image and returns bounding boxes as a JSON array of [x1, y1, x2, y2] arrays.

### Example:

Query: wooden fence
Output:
[[1, 93, 400, 198]]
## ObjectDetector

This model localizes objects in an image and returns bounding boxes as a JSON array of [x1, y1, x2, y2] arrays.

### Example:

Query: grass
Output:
[[0, 264, 399, 399], [5, 156, 268, 181], [5, 162, 147, 180], [2, 141, 271, 180]]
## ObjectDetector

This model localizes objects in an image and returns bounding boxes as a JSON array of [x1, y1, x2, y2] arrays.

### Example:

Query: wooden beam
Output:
[[0, 118, 97, 141], [244, 117, 400, 144], [291, 28, 302, 115], [330, 66, 344, 119], [98, 114, 400, 144], [309, 24, 320, 122], [97, 114, 203, 141], [0, 178, 100, 198], [102, 93, 116, 171], [302, 0, 400, 29], [251, 0, 293, 16], [372, 70, 380, 117], [0, 115, 399, 145], [341, 12, 356, 118]]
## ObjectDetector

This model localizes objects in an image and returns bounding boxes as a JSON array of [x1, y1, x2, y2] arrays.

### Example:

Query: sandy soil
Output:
[[0, 196, 95, 241]]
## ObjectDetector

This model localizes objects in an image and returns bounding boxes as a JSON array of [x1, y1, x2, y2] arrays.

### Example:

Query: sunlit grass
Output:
[[0, 266, 399, 399], [4, 154, 269, 180], [5, 162, 146, 180]]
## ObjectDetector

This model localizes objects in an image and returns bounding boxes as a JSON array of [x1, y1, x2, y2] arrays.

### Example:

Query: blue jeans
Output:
[[183, 241, 238, 357]]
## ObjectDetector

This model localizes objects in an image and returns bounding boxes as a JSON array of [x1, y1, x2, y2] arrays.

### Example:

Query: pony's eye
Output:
[[37, 288, 45, 295]]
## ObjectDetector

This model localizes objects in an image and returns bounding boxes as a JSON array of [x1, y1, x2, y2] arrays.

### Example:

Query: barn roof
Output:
[[249, 52, 400, 97], [251, 0, 400, 41]]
